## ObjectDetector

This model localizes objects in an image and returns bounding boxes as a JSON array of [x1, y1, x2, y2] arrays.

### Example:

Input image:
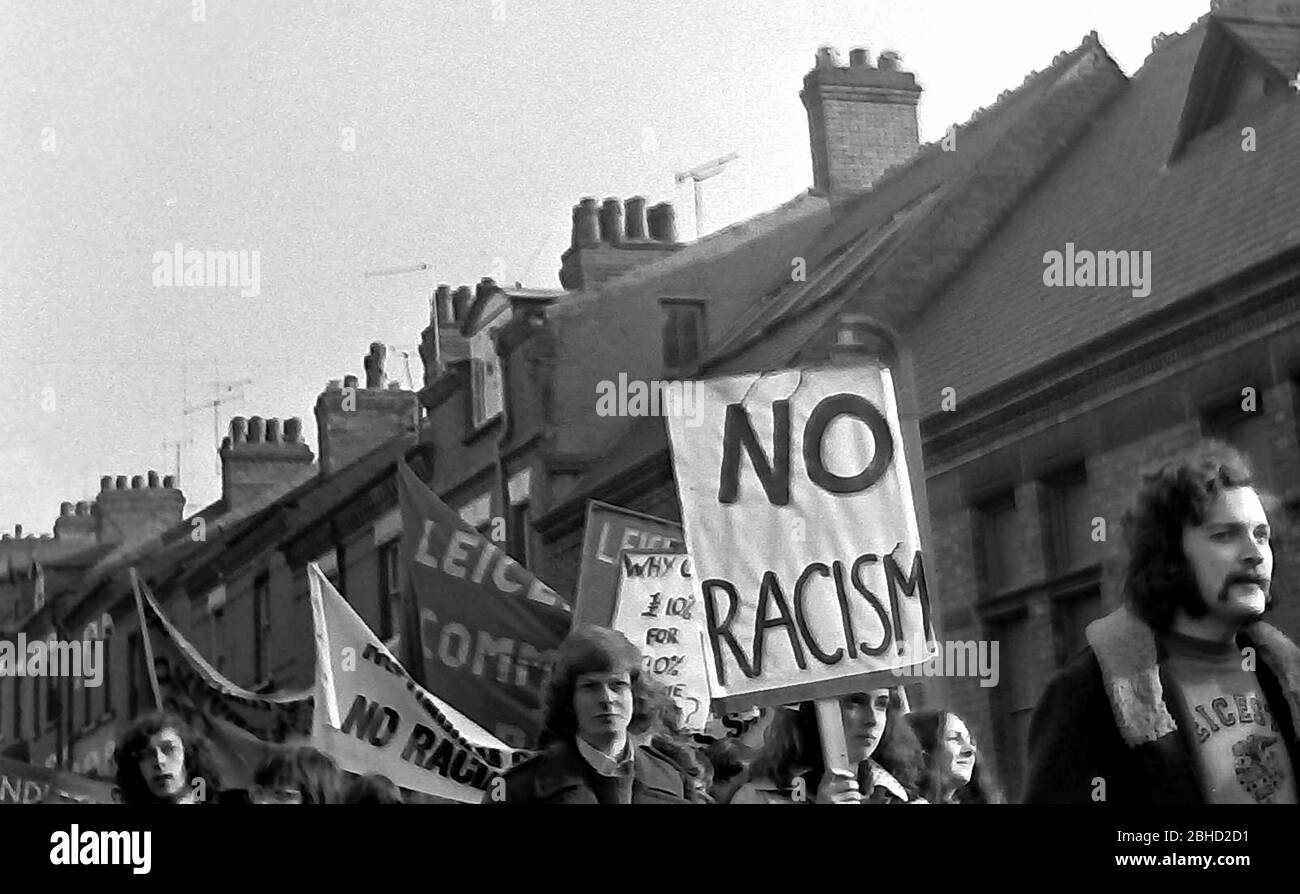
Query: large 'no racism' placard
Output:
[[666, 365, 936, 712]]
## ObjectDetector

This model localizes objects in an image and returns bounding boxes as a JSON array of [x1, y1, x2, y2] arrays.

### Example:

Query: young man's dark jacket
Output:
[[484, 737, 698, 804], [1023, 605, 1300, 804]]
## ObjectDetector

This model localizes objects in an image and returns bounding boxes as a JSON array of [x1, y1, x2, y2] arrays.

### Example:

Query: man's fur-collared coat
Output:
[[1023, 606, 1300, 804]]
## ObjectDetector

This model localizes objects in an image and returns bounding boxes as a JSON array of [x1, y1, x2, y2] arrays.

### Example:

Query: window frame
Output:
[[660, 298, 706, 375], [378, 539, 402, 643], [253, 573, 271, 684]]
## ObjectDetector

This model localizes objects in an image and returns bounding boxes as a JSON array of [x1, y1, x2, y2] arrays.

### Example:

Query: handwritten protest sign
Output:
[[609, 550, 710, 731], [665, 365, 936, 713], [574, 502, 685, 626], [308, 564, 524, 803]]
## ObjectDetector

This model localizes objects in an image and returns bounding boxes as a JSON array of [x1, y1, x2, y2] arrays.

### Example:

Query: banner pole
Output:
[[129, 568, 164, 711]]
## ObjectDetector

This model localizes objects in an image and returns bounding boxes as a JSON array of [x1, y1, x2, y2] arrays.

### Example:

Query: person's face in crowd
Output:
[[573, 669, 633, 750], [841, 689, 890, 765], [938, 714, 976, 788], [140, 728, 187, 801], [1181, 487, 1272, 628], [251, 785, 304, 805]]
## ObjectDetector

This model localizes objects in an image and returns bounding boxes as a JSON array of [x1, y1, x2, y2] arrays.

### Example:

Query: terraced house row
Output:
[[4, 0, 1300, 799]]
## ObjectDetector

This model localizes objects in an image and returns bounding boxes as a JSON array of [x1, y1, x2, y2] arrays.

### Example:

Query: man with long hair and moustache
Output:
[[1025, 440, 1300, 803]]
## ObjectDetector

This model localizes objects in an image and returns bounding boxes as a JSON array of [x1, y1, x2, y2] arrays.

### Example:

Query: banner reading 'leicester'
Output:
[[397, 462, 572, 749]]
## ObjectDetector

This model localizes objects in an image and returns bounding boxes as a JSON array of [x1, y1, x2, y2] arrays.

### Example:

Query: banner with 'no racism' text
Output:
[[397, 462, 572, 749], [308, 564, 522, 803], [665, 365, 936, 712]]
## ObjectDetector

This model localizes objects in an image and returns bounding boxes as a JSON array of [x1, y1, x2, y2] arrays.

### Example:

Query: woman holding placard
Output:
[[725, 687, 925, 804]]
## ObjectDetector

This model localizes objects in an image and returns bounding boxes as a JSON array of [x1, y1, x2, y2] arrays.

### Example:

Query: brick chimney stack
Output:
[[53, 500, 97, 543], [801, 45, 922, 204], [96, 471, 185, 543], [219, 415, 316, 510], [558, 195, 682, 290], [315, 346, 418, 476]]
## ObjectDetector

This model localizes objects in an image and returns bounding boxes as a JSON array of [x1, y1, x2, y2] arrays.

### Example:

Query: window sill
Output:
[[462, 414, 502, 446]]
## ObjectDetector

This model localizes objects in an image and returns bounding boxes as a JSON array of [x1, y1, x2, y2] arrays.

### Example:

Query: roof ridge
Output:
[[857, 33, 1112, 200], [551, 189, 827, 314]]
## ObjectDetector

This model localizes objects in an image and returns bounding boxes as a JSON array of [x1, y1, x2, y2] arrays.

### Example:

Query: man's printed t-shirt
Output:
[[1160, 630, 1297, 804]]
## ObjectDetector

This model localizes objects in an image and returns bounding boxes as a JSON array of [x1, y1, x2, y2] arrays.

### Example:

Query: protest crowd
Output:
[[19, 437, 1286, 807]]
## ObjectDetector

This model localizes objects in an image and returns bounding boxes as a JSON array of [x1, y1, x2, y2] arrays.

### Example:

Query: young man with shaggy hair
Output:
[[1025, 440, 1300, 804], [486, 625, 697, 804]]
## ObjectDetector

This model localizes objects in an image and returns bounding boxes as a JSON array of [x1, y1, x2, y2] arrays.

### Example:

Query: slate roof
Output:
[[910, 16, 1300, 410], [544, 33, 1127, 517]]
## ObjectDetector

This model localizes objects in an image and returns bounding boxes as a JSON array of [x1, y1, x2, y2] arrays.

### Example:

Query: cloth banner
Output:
[[397, 461, 571, 748], [664, 365, 937, 712], [133, 572, 314, 788], [0, 755, 119, 804], [308, 564, 522, 803]]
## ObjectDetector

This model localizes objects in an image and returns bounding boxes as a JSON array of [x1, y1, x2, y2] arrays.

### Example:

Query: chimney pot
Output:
[[14, 524, 23, 538], [624, 197, 647, 240], [877, 50, 901, 71], [100, 476, 112, 491], [230, 416, 248, 444], [849, 47, 871, 68], [76, 501, 91, 516], [327, 379, 342, 390], [647, 203, 678, 242], [1, 534, 9, 541], [247, 416, 266, 441], [131, 475, 144, 489], [365, 343, 388, 389], [115, 476, 128, 490], [599, 198, 624, 244], [452, 286, 472, 321], [147, 470, 160, 487], [284, 417, 303, 443], [816, 46, 841, 69], [60, 501, 73, 517], [265, 418, 282, 443], [163, 475, 176, 489], [343, 374, 359, 389], [575, 198, 601, 248], [435, 285, 453, 323]]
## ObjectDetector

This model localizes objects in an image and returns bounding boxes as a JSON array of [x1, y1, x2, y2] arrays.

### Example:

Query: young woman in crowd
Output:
[[344, 773, 404, 804], [727, 687, 925, 804], [906, 709, 1005, 804], [113, 711, 223, 805], [252, 745, 347, 804]]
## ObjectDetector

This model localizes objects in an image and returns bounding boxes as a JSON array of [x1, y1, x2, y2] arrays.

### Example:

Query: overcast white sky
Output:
[[0, 0, 1211, 533]]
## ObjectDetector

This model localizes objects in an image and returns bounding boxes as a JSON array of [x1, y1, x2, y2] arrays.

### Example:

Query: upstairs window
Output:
[[977, 492, 1024, 596], [1043, 465, 1095, 575], [253, 574, 271, 684], [1203, 389, 1273, 490], [379, 540, 401, 644], [661, 300, 705, 373], [468, 312, 508, 429]]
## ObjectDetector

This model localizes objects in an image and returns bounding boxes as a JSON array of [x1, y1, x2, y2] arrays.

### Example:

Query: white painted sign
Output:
[[609, 550, 710, 732], [665, 365, 936, 711]]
